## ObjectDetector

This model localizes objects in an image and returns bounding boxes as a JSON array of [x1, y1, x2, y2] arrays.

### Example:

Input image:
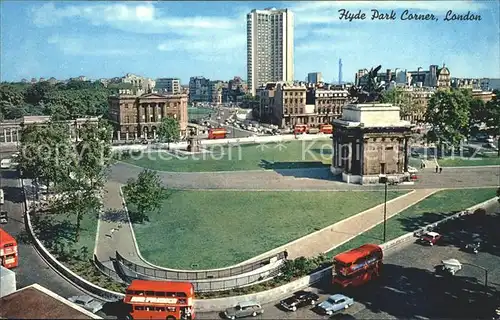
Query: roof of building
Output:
[[0, 284, 102, 319]]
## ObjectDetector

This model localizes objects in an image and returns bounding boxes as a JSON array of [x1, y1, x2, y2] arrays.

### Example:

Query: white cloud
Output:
[[47, 34, 148, 56], [31, 2, 240, 33], [157, 33, 246, 63]]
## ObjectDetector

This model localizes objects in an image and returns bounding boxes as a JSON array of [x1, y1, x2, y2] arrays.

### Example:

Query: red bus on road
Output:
[[124, 280, 195, 320], [0, 228, 19, 269], [208, 128, 227, 139], [332, 244, 383, 288], [320, 124, 333, 134], [294, 124, 307, 135]]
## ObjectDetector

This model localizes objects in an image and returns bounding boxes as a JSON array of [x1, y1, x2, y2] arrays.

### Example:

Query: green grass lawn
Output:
[[130, 190, 407, 269], [31, 209, 125, 292], [438, 154, 500, 167], [32, 210, 98, 255], [325, 188, 498, 258], [121, 139, 333, 172]]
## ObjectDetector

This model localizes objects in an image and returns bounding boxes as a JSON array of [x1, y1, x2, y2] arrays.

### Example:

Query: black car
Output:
[[280, 291, 319, 311]]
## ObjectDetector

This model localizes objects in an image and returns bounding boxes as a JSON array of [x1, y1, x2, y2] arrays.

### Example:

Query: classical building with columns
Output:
[[107, 92, 188, 140], [0, 116, 100, 144], [331, 103, 414, 184]]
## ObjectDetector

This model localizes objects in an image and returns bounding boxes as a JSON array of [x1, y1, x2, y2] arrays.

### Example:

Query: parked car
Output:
[[439, 258, 462, 275], [0, 211, 7, 224], [224, 301, 263, 319], [418, 231, 442, 246], [280, 290, 319, 311], [68, 295, 104, 313], [317, 294, 354, 315], [407, 166, 418, 173]]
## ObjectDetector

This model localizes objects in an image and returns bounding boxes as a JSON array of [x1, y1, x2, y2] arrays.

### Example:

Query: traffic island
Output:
[[126, 190, 407, 269]]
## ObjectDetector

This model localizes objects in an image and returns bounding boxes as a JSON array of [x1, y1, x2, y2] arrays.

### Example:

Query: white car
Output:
[[0, 159, 12, 169], [68, 295, 104, 314], [408, 166, 418, 173]]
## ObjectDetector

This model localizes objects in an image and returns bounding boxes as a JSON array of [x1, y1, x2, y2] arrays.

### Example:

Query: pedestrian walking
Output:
[[439, 167, 443, 174], [435, 165, 439, 173], [284, 249, 289, 260]]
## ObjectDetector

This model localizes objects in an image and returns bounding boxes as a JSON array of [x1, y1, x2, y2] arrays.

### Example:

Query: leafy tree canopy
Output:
[[122, 169, 167, 223], [158, 117, 180, 147], [424, 89, 471, 148]]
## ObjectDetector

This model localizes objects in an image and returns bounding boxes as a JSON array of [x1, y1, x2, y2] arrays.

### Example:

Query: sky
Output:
[[1, 1, 499, 84]]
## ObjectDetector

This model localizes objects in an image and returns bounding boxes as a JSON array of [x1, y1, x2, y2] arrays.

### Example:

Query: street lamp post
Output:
[[461, 262, 488, 290], [379, 174, 388, 242]]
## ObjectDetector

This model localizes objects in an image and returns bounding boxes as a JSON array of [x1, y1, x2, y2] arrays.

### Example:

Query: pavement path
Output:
[[95, 181, 144, 268]]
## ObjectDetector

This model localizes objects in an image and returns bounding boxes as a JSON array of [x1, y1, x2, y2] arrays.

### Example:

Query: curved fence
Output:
[[92, 255, 124, 283], [116, 254, 282, 292], [116, 251, 285, 280]]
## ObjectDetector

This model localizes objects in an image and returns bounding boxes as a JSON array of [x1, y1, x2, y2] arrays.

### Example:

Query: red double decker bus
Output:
[[332, 244, 383, 288], [319, 124, 333, 134], [0, 228, 19, 269], [208, 128, 227, 139], [124, 280, 195, 320], [294, 124, 307, 135]]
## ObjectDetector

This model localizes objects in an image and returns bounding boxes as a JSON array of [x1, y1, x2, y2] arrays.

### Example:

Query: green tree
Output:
[[158, 117, 180, 149], [54, 172, 101, 242], [424, 89, 470, 149], [122, 169, 167, 223], [25, 81, 54, 105], [484, 96, 500, 156], [468, 97, 487, 137], [19, 121, 73, 192], [74, 119, 114, 190], [0, 101, 26, 119], [0, 84, 26, 105]]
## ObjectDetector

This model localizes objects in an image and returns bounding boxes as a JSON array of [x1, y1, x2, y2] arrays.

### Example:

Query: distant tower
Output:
[[338, 59, 343, 85]]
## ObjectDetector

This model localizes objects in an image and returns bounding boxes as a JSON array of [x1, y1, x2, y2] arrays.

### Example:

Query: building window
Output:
[[125, 116, 130, 123]]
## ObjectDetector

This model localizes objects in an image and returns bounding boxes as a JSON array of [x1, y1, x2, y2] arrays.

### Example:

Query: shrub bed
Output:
[[30, 213, 126, 293]]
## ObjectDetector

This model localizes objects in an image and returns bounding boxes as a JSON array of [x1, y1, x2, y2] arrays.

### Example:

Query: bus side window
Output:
[[156, 307, 166, 312], [135, 291, 145, 295], [145, 291, 154, 296], [155, 291, 166, 297], [135, 306, 145, 310], [166, 292, 176, 297], [177, 292, 187, 297]]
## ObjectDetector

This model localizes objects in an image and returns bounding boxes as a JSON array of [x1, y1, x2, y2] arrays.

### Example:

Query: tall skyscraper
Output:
[[247, 8, 294, 96]]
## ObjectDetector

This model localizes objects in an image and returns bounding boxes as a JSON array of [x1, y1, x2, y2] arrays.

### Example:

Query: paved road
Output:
[[109, 162, 500, 190], [208, 109, 255, 139], [0, 165, 86, 298], [197, 201, 500, 320]]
